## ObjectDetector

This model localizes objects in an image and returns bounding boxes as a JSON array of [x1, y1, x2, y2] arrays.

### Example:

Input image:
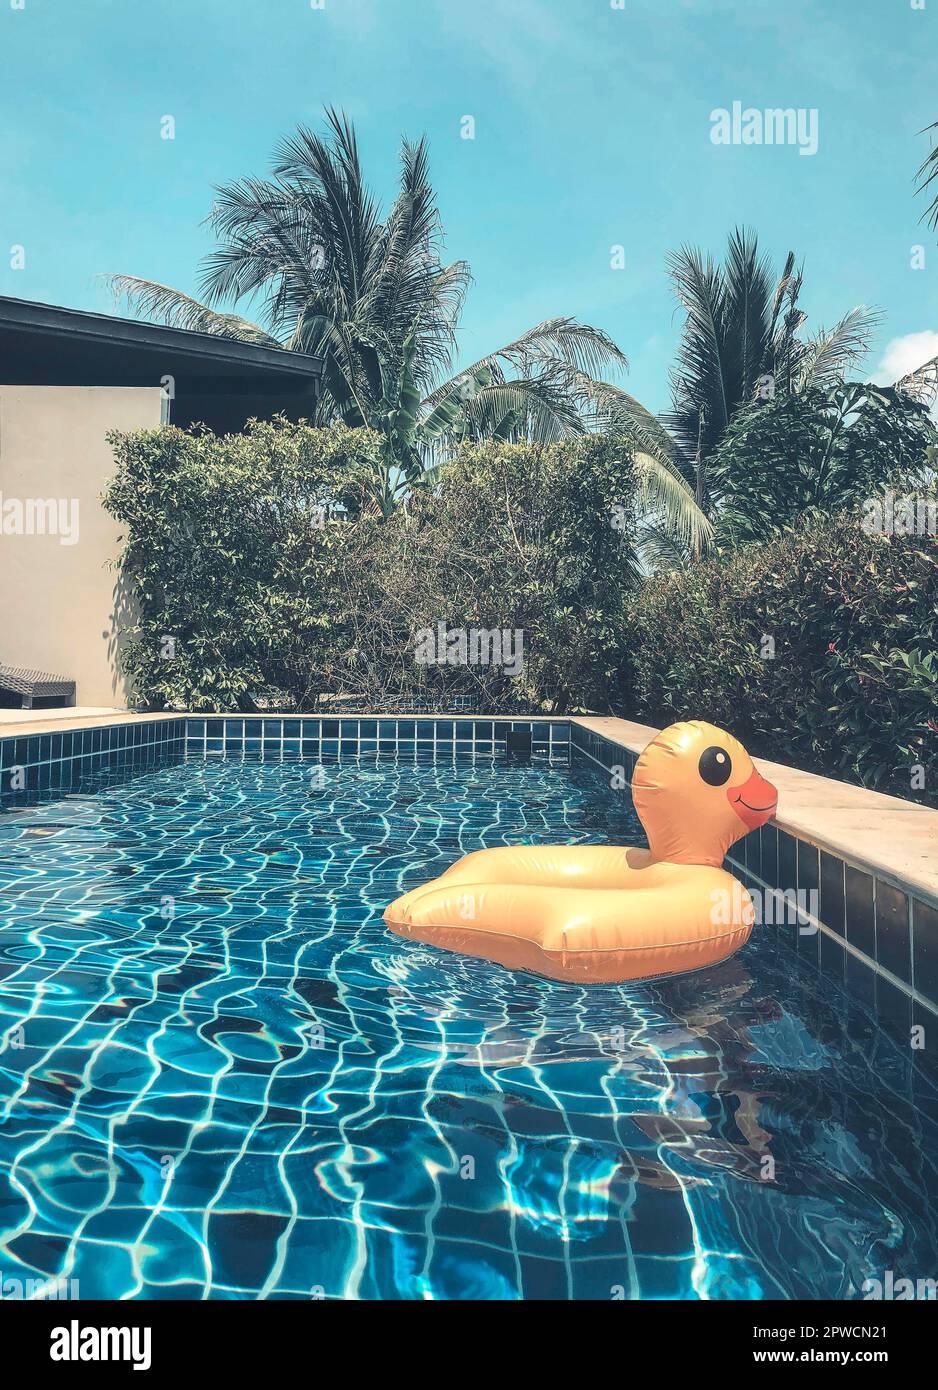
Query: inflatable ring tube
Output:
[[384, 721, 778, 984]]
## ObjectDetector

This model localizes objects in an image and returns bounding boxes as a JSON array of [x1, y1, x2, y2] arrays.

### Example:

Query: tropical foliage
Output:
[[99, 115, 938, 806], [622, 514, 938, 807], [663, 227, 881, 512], [104, 110, 688, 524], [707, 382, 937, 545], [103, 420, 380, 711], [104, 421, 638, 714], [336, 434, 639, 712]]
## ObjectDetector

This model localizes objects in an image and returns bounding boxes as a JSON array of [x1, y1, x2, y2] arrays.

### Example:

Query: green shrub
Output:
[[335, 435, 638, 712], [622, 514, 938, 805], [709, 383, 935, 545], [104, 418, 381, 711], [104, 423, 637, 714]]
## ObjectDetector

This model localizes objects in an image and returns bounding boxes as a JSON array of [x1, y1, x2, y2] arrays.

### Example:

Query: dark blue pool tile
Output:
[[875, 973, 912, 1049], [796, 842, 819, 935], [911, 1000, 938, 1086], [845, 949, 877, 1010], [820, 852, 846, 937], [797, 920, 821, 968], [875, 880, 911, 985], [797, 839, 819, 895], [845, 865, 876, 961], [912, 898, 938, 1009], [820, 928, 846, 982], [760, 824, 778, 887], [777, 830, 797, 897]]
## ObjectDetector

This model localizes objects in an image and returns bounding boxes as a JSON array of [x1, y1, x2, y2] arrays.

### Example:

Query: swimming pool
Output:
[[0, 750, 936, 1300]]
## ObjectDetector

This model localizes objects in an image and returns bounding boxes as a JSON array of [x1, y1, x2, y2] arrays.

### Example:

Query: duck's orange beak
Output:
[[727, 767, 777, 831]]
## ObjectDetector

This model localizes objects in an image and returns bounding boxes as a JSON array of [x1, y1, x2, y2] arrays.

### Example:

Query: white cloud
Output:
[[874, 331, 938, 386]]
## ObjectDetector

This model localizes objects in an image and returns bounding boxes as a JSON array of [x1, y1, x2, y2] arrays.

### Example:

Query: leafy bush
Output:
[[104, 423, 637, 714], [104, 419, 381, 711], [335, 435, 638, 712], [622, 513, 938, 805], [709, 383, 936, 545]]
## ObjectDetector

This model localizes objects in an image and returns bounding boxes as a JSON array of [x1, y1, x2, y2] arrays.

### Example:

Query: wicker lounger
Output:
[[0, 664, 76, 710]]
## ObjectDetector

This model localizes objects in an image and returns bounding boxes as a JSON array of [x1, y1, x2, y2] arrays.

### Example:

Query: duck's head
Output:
[[631, 720, 778, 867]]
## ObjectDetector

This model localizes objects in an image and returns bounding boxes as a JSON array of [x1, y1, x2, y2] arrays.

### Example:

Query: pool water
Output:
[[0, 753, 936, 1300]]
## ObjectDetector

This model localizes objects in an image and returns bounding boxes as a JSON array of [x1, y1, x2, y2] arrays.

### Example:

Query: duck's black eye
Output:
[[699, 746, 732, 786]]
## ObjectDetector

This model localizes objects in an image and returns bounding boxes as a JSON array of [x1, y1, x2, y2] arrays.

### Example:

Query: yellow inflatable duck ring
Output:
[[385, 720, 778, 984]]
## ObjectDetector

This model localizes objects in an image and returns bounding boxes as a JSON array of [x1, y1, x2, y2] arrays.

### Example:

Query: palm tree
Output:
[[105, 109, 703, 530], [663, 227, 881, 516]]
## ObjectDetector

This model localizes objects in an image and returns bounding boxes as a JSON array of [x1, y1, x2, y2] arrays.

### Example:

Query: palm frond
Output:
[[574, 377, 687, 468], [796, 305, 882, 389], [458, 376, 585, 444], [632, 452, 713, 558], [99, 274, 279, 344], [664, 242, 731, 460], [420, 318, 627, 420], [723, 226, 775, 395], [916, 119, 938, 231], [634, 518, 696, 574], [894, 350, 938, 409]]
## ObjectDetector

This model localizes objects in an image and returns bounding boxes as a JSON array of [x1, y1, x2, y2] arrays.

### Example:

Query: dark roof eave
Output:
[[0, 295, 324, 379]]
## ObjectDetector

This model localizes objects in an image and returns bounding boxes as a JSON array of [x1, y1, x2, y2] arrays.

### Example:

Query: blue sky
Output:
[[1, 0, 936, 413]]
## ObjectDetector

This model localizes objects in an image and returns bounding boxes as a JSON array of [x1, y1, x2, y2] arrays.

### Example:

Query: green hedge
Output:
[[622, 515, 938, 806], [335, 435, 637, 712], [103, 419, 381, 711], [104, 421, 637, 714]]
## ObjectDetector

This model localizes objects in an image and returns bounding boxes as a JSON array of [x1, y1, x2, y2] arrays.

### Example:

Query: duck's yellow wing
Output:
[[385, 863, 753, 984]]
